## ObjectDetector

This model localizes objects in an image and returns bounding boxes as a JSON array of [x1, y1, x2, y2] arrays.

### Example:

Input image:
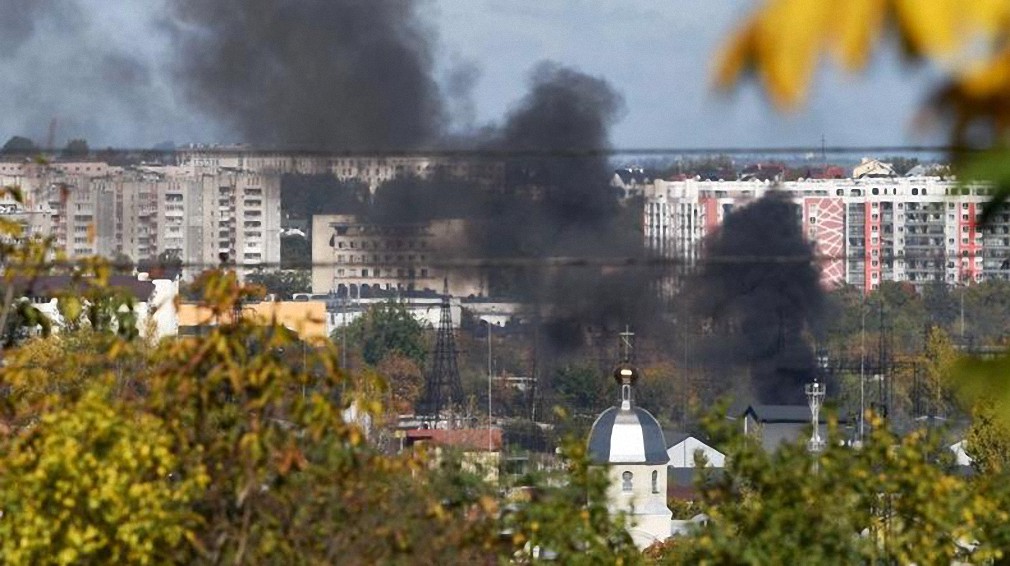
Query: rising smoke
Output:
[[0, 0, 55, 53], [367, 63, 663, 348], [6, 1, 664, 355], [482, 63, 660, 340], [0, 0, 174, 146], [692, 191, 824, 403], [166, 0, 447, 150]]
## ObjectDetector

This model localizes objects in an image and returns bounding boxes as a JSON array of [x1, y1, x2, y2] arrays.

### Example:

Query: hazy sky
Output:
[[0, 0, 940, 150], [432, 0, 941, 150]]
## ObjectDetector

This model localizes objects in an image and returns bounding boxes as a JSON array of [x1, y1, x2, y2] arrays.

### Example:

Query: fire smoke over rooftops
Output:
[[166, 0, 447, 151], [691, 191, 825, 404], [9, 0, 666, 354]]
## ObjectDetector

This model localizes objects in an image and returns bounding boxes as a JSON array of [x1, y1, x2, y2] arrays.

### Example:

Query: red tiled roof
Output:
[[405, 428, 503, 451]]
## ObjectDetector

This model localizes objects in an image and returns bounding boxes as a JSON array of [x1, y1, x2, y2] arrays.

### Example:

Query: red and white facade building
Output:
[[644, 176, 1001, 291]]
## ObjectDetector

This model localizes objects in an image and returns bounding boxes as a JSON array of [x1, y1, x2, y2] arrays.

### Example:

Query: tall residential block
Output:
[[0, 160, 281, 279], [644, 177, 1000, 291]]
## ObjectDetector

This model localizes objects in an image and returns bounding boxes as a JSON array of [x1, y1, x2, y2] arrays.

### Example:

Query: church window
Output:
[[651, 470, 659, 494], [622, 471, 633, 492]]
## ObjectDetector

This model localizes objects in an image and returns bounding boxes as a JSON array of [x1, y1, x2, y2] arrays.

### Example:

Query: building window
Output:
[[651, 470, 659, 494], [622, 471, 633, 492]]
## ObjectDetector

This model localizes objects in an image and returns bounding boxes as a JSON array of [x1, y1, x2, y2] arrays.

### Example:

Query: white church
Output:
[[587, 358, 675, 549]]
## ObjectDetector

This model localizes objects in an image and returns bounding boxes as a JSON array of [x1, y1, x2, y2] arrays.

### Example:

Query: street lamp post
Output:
[[485, 319, 493, 452]]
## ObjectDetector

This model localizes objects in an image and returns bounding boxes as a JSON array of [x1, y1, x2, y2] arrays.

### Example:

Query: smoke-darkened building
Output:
[[311, 214, 485, 297]]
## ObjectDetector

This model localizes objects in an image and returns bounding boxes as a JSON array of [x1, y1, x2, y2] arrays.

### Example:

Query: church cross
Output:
[[619, 326, 634, 363]]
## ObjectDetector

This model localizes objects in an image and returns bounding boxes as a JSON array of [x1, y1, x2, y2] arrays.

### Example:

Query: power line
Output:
[[0, 145, 964, 158], [0, 251, 999, 272]]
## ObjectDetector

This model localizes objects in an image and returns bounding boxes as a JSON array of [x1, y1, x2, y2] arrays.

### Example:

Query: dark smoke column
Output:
[[693, 191, 824, 404], [478, 63, 660, 345], [167, 0, 446, 150]]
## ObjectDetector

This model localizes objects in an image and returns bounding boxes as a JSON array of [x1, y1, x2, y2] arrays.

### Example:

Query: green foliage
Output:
[[280, 173, 369, 219], [964, 400, 1010, 475], [662, 412, 992, 564], [279, 234, 311, 269], [554, 362, 612, 415], [137, 249, 182, 280], [244, 269, 310, 299], [0, 269, 640, 563], [883, 156, 919, 176], [341, 300, 428, 367], [501, 437, 641, 565], [62, 138, 89, 157], [1, 135, 36, 154]]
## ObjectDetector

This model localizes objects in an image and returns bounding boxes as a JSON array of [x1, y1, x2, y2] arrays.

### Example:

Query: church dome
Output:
[[587, 362, 669, 465]]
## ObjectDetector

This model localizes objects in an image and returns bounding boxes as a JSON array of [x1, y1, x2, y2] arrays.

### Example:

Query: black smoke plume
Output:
[[692, 191, 824, 404], [0, 0, 54, 53], [0, 0, 167, 146], [367, 63, 663, 347], [167, 0, 446, 150], [6, 0, 666, 356]]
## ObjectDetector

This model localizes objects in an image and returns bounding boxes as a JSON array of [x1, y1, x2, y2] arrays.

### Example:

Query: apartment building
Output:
[[644, 176, 999, 291], [311, 214, 484, 297], [0, 160, 281, 279], [176, 148, 505, 192]]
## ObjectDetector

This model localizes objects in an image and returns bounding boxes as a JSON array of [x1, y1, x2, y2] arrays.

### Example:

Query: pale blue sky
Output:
[[0, 0, 939, 150], [432, 0, 941, 150]]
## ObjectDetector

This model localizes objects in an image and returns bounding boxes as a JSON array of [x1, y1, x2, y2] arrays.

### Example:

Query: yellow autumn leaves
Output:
[[0, 391, 206, 565], [716, 0, 1010, 139]]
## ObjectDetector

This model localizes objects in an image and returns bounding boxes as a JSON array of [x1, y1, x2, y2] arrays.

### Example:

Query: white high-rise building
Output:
[[644, 176, 1000, 291]]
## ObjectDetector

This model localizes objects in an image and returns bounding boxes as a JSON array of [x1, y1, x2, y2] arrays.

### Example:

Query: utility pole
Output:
[[487, 320, 493, 452], [859, 295, 867, 442], [960, 287, 965, 340]]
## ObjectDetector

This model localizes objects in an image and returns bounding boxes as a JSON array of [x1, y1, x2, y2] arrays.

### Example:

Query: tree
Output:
[[0, 189, 642, 563], [0, 391, 205, 564], [280, 234, 311, 269], [341, 300, 428, 367], [553, 362, 613, 416], [280, 174, 368, 220], [1, 135, 36, 154], [62, 138, 89, 157], [375, 352, 425, 414], [964, 400, 1010, 475], [921, 325, 958, 419], [244, 269, 310, 299], [883, 155, 919, 176], [137, 250, 182, 280], [660, 412, 996, 564]]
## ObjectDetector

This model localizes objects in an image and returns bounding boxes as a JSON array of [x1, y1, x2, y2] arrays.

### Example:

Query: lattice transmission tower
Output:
[[418, 280, 464, 425]]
